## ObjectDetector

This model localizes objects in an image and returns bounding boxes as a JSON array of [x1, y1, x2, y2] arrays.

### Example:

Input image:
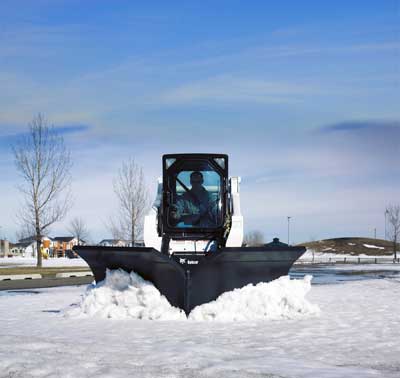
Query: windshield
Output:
[[168, 165, 223, 229]]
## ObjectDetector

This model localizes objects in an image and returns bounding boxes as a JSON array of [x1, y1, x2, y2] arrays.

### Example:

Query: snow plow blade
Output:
[[74, 245, 306, 315]]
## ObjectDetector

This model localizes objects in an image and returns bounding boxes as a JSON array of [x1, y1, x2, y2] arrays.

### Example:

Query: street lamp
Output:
[[385, 209, 389, 240], [287, 216, 292, 245]]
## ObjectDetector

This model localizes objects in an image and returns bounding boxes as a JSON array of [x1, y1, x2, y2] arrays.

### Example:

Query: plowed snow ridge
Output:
[[65, 269, 320, 321]]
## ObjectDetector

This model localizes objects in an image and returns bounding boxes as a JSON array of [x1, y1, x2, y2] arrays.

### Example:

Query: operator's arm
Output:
[[206, 192, 219, 225], [170, 197, 186, 224]]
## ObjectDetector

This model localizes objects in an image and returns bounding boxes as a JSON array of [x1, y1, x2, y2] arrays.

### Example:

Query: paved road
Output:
[[0, 276, 94, 291]]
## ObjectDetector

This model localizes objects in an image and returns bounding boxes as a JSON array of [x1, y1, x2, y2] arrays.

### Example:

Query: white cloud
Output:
[[159, 75, 324, 105]]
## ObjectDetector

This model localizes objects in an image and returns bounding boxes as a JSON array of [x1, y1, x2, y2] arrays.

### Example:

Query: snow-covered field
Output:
[[299, 248, 397, 261], [329, 263, 400, 272], [0, 256, 88, 268], [1, 270, 399, 377]]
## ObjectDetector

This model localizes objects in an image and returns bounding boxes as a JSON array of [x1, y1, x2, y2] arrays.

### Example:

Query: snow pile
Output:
[[189, 275, 320, 321], [363, 244, 384, 250], [66, 270, 319, 322], [65, 269, 186, 320]]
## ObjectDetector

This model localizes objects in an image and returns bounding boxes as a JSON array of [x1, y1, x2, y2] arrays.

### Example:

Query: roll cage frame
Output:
[[160, 153, 230, 245]]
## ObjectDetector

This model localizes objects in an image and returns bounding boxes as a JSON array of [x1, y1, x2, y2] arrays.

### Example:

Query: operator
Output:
[[170, 171, 217, 227]]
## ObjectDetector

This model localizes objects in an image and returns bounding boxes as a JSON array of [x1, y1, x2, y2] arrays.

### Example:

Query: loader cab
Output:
[[161, 154, 228, 242]]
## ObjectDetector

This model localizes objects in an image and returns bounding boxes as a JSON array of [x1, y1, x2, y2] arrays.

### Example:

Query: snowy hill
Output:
[[299, 237, 398, 256]]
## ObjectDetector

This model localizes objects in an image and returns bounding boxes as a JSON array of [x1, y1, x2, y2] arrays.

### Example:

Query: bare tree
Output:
[[386, 204, 400, 260], [13, 114, 72, 267], [244, 230, 264, 246], [109, 158, 150, 246], [68, 217, 89, 245], [107, 220, 125, 241]]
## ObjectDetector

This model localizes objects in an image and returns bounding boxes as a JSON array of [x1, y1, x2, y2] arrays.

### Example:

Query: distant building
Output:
[[98, 239, 130, 247], [8, 236, 79, 258], [10, 241, 36, 257], [14, 236, 38, 257], [0, 239, 10, 257], [14, 236, 53, 257], [98, 239, 144, 247], [133, 240, 145, 247], [52, 236, 78, 257]]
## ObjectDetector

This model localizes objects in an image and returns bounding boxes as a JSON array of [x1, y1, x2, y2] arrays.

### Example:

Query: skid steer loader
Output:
[[74, 153, 305, 314]]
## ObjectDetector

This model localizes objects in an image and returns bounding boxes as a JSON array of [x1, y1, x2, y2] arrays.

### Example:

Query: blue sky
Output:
[[0, 0, 399, 243]]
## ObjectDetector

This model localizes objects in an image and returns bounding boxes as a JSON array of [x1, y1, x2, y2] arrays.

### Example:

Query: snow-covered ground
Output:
[[329, 263, 400, 272], [299, 248, 396, 261], [1, 270, 399, 377], [0, 256, 89, 268]]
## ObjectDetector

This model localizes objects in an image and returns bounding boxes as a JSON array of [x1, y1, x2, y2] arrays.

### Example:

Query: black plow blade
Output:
[[74, 245, 305, 315]]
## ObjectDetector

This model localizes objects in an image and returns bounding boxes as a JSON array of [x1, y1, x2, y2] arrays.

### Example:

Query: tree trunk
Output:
[[35, 210, 42, 267], [36, 237, 42, 268]]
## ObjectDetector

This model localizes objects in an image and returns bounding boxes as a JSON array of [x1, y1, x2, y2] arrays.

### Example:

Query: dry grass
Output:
[[299, 237, 399, 256]]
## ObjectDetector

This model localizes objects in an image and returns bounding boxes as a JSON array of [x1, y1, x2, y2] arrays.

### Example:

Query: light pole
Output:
[[287, 216, 291, 245], [0, 226, 2, 258], [385, 209, 389, 240]]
